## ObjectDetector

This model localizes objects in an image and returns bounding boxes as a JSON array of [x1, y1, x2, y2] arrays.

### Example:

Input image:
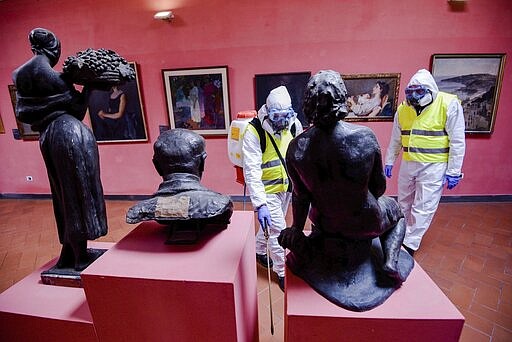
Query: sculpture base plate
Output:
[[41, 248, 107, 288], [286, 238, 414, 311]]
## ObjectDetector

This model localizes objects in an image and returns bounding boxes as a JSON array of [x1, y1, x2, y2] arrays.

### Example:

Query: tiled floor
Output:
[[0, 199, 511, 341]]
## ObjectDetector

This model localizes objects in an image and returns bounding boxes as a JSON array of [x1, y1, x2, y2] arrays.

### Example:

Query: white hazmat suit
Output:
[[242, 86, 302, 279], [385, 69, 465, 252]]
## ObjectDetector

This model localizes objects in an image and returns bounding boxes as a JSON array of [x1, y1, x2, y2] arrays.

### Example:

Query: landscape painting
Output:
[[431, 54, 506, 134]]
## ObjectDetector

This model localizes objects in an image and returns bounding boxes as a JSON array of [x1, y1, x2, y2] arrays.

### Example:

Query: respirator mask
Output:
[[405, 84, 433, 108], [267, 107, 295, 133]]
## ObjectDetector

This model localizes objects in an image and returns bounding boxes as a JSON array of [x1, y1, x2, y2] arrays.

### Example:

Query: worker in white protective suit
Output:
[[242, 86, 303, 291], [384, 69, 465, 256]]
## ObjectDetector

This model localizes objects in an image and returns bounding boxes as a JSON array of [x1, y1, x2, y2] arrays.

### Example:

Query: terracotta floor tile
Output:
[[459, 308, 494, 336], [458, 324, 491, 342], [18, 250, 38, 270], [437, 269, 479, 290], [463, 255, 487, 273], [483, 255, 507, 274], [447, 218, 468, 231], [486, 245, 511, 260], [506, 265, 512, 276], [493, 233, 512, 247], [501, 283, 512, 304], [466, 245, 492, 260], [492, 324, 512, 342], [456, 230, 476, 247], [439, 255, 464, 274], [473, 232, 495, 247], [1, 251, 22, 268], [486, 270, 512, 285], [459, 268, 504, 289], [448, 283, 476, 310], [419, 250, 444, 269], [429, 273, 454, 292], [478, 217, 500, 230], [474, 283, 501, 310], [462, 222, 487, 234], [498, 302, 512, 318], [470, 302, 511, 329]]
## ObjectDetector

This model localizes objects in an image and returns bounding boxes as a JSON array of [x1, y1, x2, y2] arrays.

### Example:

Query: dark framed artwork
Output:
[[8, 84, 39, 140], [87, 62, 148, 143], [254, 71, 311, 127], [162, 66, 230, 136], [431, 53, 506, 134], [343, 73, 400, 122]]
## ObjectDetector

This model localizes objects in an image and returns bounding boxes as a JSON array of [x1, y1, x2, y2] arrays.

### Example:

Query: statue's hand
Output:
[[278, 227, 305, 250]]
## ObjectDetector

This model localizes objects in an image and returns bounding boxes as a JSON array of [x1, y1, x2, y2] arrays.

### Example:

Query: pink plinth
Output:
[[285, 260, 464, 342], [0, 242, 113, 342], [81, 211, 258, 342]]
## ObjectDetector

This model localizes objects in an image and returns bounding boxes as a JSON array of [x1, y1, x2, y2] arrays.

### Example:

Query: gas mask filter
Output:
[[267, 107, 295, 133]]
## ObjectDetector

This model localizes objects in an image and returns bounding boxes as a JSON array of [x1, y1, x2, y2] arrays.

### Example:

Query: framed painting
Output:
[[162, 66, 230, 136], [0, 112, 4, 134], [431, 53, 506, 134], [343, 73, 400, 122], [8, 84, 39, 140], [87, 62, 148, 143], [254, 71, 311, 127]]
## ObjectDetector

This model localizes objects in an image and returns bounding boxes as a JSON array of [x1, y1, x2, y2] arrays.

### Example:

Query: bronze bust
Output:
[[127, 129, 233, 244]]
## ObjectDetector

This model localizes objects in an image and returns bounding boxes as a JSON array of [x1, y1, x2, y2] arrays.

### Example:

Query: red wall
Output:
[[1, 0, 511, 197]]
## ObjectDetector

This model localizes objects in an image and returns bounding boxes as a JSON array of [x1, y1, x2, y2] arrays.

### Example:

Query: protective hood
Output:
[[266, 85, 292, 110], [257, 85, 295, 135], [407, 69, 439, 100]]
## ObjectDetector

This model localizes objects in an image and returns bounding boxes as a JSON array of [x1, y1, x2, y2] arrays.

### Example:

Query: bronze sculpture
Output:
[[126, 129, 233, 244], [12, 28, 133, 279], [278, 70, 414, 311]]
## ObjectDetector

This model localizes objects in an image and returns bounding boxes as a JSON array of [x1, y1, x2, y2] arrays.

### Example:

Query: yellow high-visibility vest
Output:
[[398, 92, 457, 163], [246, 124, 293, 194]]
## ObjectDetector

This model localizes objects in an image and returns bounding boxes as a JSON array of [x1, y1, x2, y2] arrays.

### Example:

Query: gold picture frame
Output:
[[162, 66, 231, 136], [8, 84, 39, 140], [87, 62, 149, 143], [0, 112, 4, 134], [342, 73, 401, 122]]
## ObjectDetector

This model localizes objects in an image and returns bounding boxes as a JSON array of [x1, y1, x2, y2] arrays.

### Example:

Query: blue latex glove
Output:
[[257, 205, 272, 231], [443, 175, 460, 190], [384, 165, 393, 178]]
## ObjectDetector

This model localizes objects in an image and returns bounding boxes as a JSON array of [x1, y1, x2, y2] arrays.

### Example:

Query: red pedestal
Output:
[[81, 211, 258, 342], [0, 242, 113, 342], [285, 260, 464, 342]]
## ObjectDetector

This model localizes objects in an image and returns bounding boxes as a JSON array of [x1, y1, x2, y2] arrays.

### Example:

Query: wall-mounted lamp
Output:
[[154, 11, 174, 21]]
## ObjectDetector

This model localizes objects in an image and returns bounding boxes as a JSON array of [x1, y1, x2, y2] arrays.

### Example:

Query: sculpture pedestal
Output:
[[41, 248, 107, 287], [81, 211, 258, 342], [285, 260, 464, 342], [0, 242, 113, 342]]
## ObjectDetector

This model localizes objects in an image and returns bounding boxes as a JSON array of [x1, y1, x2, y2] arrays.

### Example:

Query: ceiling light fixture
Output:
[[154, 11, 174, 21]]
